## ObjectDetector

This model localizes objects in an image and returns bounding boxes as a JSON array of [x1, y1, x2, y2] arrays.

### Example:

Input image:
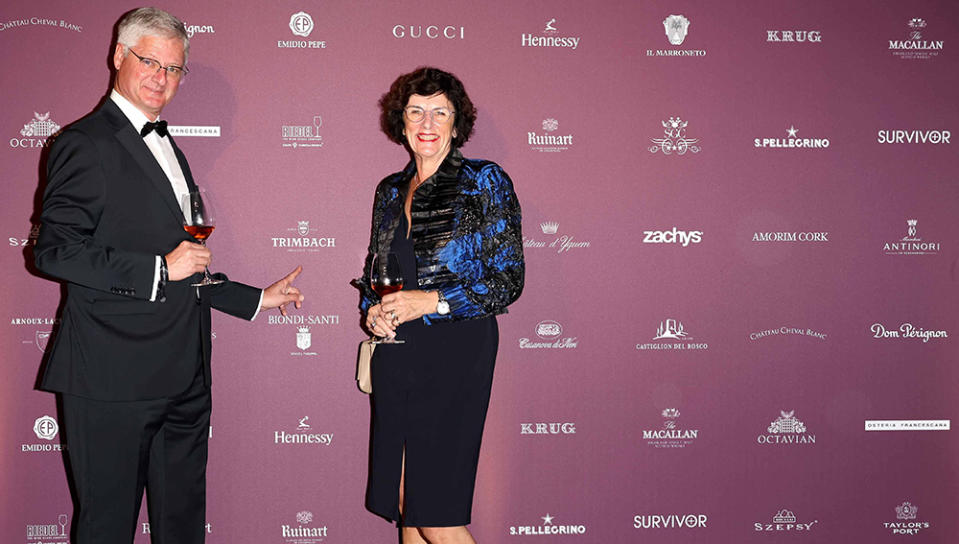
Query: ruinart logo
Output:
[[642, 228, 702, 246], [281, 511, 327, 543]]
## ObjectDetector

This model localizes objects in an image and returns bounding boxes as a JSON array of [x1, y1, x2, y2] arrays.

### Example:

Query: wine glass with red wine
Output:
[[181, 189, 224, 286], [370, 252, 405, 344]]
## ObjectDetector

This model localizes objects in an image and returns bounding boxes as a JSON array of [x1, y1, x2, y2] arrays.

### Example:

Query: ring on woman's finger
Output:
[[390, 312, 396, 321], [370, 318, 377, 328]]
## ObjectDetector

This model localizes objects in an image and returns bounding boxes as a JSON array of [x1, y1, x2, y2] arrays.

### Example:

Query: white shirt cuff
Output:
[[249, 290, 265, 321], [149, 256, 161, 302]]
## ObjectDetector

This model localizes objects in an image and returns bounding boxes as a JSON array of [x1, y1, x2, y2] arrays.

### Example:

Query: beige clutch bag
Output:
[[356, 338, 375, 394]]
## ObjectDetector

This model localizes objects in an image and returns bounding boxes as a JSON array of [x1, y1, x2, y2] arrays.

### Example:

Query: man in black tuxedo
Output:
[[34, 7, 304, 543]]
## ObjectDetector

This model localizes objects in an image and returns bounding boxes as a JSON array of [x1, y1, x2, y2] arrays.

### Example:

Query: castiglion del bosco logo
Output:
[[521, 18, 580, 50], [509, 513, 587, 536], [23, 415, 65, 453], [889, 18, 943, 59], [637, 319, 708, 350], [282, 510, 328, 543], [754, 125, 829, 149], [649, 117, 701, 155], [282, 116, 323, 149], [885, 501, 930, 535], [528, 118, 573, 152], [519, 320, 578, 349], [644, 408, 699, 448], [883, 219, 940, 255], [26, 513, 69, 544], [757, 410, 816, 445], [12, 112, 61, 148], [523, 221, 590, 254], [754, 508, 818, 532], [648, 15, 705, 57], [870, 322, 947, 343], [279, 11, 326, 49], [272, 220, 335, 251], [274, 416, 333, 446]]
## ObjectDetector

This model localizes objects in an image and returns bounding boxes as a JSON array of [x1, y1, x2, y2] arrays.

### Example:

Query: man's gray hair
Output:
[[116, 7, 190, 62]]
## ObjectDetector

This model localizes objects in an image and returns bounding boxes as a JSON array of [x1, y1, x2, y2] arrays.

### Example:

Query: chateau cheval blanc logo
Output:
[[282, 116, 324, 149], [754, 125, 829, 149], [649, 117, 701, 155], [643, 408, 699, 448], [509, 513, 587, 536], [885, 501, 930, 535], [637, 318, 708, 350], [889, 18, 943, 59], [754, 508, 818, 532], [523, 220, 590, 253], [11, 112, 61, 149], [272, 220, 335, 251], [749, 326, 827, 341], [766, 29, 821, 43], [23, 415, 64, 453], [883, 219, 940, 255], [521, 18, 580, 49], [870, 322, 947, 343], [274, 416, 333, 446], [647, 15, 706, 57], [528, 118, 573, 152], [279, 11, 327, 49], [282, 510, 328, 543], [0, 17, 81, 33], [26, 513, 69, 544], [519, 320, 578, 349], [757, 410, 816, 445]]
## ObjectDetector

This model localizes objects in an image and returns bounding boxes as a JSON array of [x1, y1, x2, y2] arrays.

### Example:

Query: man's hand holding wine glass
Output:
[[164, 240, 211, 281]]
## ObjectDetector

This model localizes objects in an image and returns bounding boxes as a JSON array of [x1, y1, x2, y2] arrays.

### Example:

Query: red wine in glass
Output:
[[181, 189, 223, 286], [370, 252, 405, 344]]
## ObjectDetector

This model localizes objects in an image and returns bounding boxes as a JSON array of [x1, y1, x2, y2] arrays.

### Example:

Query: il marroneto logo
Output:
[[522, 220, 590, 253], [647, 15, 706, 57], [272, 220, 335, 251], [282, 511, 328, 543], [757, 410, 816, 445], [521, 18, 580, 49], [643, 408, 699, 448], [766, 29, 821, 43], [754, 508, 818, 532], [870, 322, 948, 343], [754, 125, 829, 149], [528, 118, 573, 152], [749, 326, 827, 341], [865, 419, 950, 431], [26, 513, 69, 543], [634, 513, 707, 529], [274, 416, 333, 446], [509, 513, 586, 536], [282, 116, 323, 149], [649, 117, 701, 155], [889, 18, 943, 59], [279, 11, 326, 49], [12, 112, 61, 148], [518, 320, 578, 349], [883, 219, 940, 255], [637, 319, 708, 350], [885, 501, 930, 535]]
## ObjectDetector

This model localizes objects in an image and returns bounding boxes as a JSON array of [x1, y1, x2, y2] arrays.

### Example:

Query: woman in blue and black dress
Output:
[[359, 67, 524, 544]]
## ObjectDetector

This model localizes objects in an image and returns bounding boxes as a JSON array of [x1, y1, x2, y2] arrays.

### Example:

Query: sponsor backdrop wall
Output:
[[2, 1, 957, 542]]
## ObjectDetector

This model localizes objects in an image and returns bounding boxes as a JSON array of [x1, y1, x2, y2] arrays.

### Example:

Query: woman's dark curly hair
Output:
[[379, 66, 476, 148]]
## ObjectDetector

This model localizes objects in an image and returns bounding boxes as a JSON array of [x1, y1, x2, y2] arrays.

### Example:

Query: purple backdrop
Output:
[[2, 1, 958, 542]]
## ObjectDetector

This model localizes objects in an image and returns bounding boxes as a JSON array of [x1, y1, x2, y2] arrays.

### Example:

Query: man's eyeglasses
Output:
[[129, 49, 189, 79]]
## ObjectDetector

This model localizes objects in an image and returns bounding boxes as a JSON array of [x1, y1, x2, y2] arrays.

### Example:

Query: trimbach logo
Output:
[[754, 508, 818, 532], [634, 513, 707, 529], [23, 415, 65, 453], [279, 11, 326, 49], [648, 15, 706, 57], [749, 326, 827, 341], [889, 18, 943, 59], [11, 112, 61, 148], [877, 129, 950, 144], [870, 322, 948, 343], [274, 416, 333, 446], [754, 125, 829, 149], [528, 118, 573, 152], [519, 320, 578, 349], [885, 501, 930, 535], [26, 513, 69, 543], [883, 219, 940, 255], [643, 408, 699, 448], [521, 422, 576, 435], [272, 220, 335, 251], [757, 410, 816, 445], [766, 29, 821, 43], [521, 18, 580, 50], [282, 511, 328, 543], [523, 220, 590, 253], [649, 117, 701, 155], [642, 228, 702, 246], [509, 513, 587, 536], [282, 116, 324, 149], [637, 318, 708, 350], [393, 24, 465, 40]]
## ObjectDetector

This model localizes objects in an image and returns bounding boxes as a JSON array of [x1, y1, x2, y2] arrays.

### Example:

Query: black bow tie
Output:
[[141, 120, 168, 138]]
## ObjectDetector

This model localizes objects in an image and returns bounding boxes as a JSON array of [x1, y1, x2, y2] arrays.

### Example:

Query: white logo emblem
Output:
[[297, 221, 310, 236], [21, 112, 61, 138], [282, 510, 328, 541], [653, 319, 686, 340], [36, 330, 52, 352], [296, 326, 311, 350], [33, 415, 58, 440], [649, 117, 701, 155], [754, 508, 818, 531], [896, 502, 918, 520], [296, 511, 313, 524], [663, 15, 690, 45], [904, 219, 918, 240], [540, 221, 559, 235], [768, 410, 806, 434], [542, 118, 559, 132], [535, 320, 562, 339], [544, 18, 557, 32], [884, 218, 940, 255], [289, 12, 314, 37]]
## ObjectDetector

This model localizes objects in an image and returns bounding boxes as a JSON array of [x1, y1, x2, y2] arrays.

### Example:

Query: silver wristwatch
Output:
[[435, 290, 450, 315]]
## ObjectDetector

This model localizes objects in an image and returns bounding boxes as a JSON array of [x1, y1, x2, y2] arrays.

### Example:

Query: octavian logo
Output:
[[634, 512, 707, 529], [648, 15, 706, 57], [890, 18, 943, 59], [279, 11, 327, 49], [509, 513, 587, 536], [282, 115, 323, 149], [523, 220, 590, 254], [393, 24, 465, 40], [757, 410, 816, 445], [649, 117, 701, 155], [766, 30, 822, 43], [528, 118, 573, 152], [23, 415, 65, 453], [754, 125, 829, 149], [754, 508, 818, 532], [644, 408, 699, 448], [11, 112, 61, 148], [521, 422, 576, 435], [274, 416, 333, 446], [885, 501, 930, 535], [519, 320, 578, 349], [521, 18, 580, 50], [883, 219, 940, 255], [26, 513, 69, 543], [282, 510, 328, 543], [637, 319, 708, 350], [272, 220, 335, 251], [870, 322, 947, 343], [749, 326, 827, 341]]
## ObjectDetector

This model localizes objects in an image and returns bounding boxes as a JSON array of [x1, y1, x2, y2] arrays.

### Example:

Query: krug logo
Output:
[[520, 422, 576, 435], [393, 25, 464, 39], [766, 30, 822, 42]]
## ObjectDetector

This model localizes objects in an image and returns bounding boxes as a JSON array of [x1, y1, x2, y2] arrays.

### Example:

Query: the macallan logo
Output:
[[754, 125, 829, 149], [885, 501, 930, 535], [528, 118, 573, 152], [509, 513, 587, 536], [883, 218, 940, 255], [274, 416, 333, 446], [521, 18, 581, 49], [279, 11, 326, 49], [642, 228, 703, 246], [648, 15, 706, 57], [870, 323, 947, 343], [754, 508, 818, 532], [12, 112, 61, 148], [766, 30, 821, 43], [519, 320, 578, 349], [757, 410, 816, 445], [637, 319, 708, 350], [649, 117, 701, 155], [889, 18, 943, 59], [643, 408, 699, 448], [523, 220, 590, 253], [282, 510, 328, 542], [272, 220, 335, 251]]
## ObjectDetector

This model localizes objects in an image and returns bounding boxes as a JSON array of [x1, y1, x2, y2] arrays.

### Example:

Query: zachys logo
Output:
[[26, 513, 69, 543], [883, 218, 940, 255], [757, 410, 816, 445], [521, 422, 576, 435], [889, 18, 943, 59], [0, 17, 81, 33], [12, 112, 61, 148], [648, 15, 706, 57], [282, 116, 324, 149], [282, 510, 328, 543], [393, 24, 464, 39], [877, 129, 950, 144], [23, 415, 65, 453], [649, 117, 701, 155], [272, 220, 335, 251], [523, 220, 590, 253], [865, 420, 950, 431], [279, 11, 326, 49], [519, 320, 578, 349], [634, 513, 707, 529], [870, 323, 947, 343], [767, 30, 821, 43], [274, 416, 333, 446], [643, 228, 703, 246], [643, 408, 699, 448], [521, 18, 580, 49], [754, 508, 818, 532], [886, 501, 930, 535], [754, 125, 829, 149], [528, 118, 573, 152], [509, 513, 587, 536], [637, 318, 708, 350], [749, 326, 827, 341]]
